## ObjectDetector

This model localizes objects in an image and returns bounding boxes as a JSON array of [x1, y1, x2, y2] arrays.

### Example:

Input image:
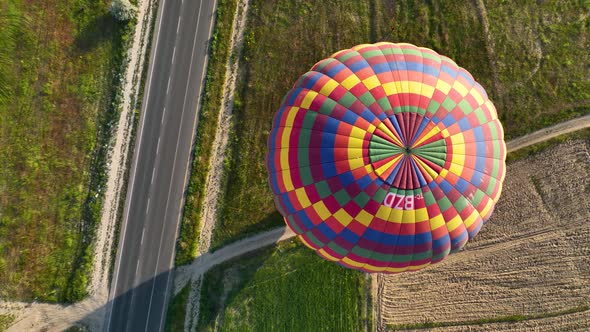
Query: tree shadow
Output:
[[74, 13, 122, 53]]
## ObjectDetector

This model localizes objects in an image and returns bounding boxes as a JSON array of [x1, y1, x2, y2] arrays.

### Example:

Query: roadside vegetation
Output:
[[0, 314, 15, 332], [164, 282, 191, 332], [197, 239, 369, 331], [0, 0, 132, 302], [174, 0, 239, 266]]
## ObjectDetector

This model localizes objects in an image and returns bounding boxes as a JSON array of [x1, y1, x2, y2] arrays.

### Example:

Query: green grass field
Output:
[[0, 1, 130, 302], [197, 239, 370, 331], [210, 0, 590, 248], [484, 0, 590, 138], [211, 0, 396, 249]]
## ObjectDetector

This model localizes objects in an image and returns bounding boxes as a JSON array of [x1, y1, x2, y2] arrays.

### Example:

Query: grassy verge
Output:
[[0, 1, 132, 302], [198, 239, 368, 331], [387, 304, 590, 330], [0, 314, 15, 332], [164, 282, 191, 332], [174, 0, 239, 266], [506, 128, 590, 162]]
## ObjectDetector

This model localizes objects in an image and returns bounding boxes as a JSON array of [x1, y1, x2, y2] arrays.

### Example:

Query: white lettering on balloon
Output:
[[383, 193, 422, 210]]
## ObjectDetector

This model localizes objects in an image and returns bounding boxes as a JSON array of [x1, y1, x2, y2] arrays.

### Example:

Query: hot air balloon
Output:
[[266, 43, 506, 273]]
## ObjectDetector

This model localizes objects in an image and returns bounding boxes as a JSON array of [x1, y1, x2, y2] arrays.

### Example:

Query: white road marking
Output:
[[156, 137, 161, 155], [105, 0, 168, 329], [161, 107, 166, 124], [150, 167, 156, 184], [146, 1, 208, 331], [157, 3, 217, 329], [135, 260, 140, 275], [146, 197, 150, 214], [166, 76, 171, 94], [141, 228, 146, 245], [176, 17, 182, 34], [172, 46, 176, 64]]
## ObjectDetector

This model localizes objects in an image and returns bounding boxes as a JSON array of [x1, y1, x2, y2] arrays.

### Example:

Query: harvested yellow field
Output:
[[426, 309, 590, 331], [377, 140, 590, 330]]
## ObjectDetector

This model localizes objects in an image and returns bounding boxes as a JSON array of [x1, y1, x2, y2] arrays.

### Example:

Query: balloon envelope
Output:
[[267, 43, 506, 273]]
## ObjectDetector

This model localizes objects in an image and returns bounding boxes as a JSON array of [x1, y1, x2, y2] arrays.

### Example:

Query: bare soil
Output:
[[377, 140, 590, 330]]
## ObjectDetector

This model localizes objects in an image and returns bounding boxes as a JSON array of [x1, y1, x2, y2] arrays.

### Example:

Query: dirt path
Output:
[[179, 1, 249, 331], [1, 1, 157, 331], [176, 227, 295, 279], [506, 113, 590, 152]]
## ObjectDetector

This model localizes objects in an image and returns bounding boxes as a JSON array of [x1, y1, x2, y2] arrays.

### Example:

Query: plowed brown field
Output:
[[377, 140, 590, 330]]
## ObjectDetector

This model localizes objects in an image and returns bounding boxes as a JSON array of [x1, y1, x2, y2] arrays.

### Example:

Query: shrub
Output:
[[110, 0, 137, 21]]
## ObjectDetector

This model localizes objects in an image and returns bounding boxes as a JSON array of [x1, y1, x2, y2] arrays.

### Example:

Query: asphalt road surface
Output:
[[105, 0, 217, 331]]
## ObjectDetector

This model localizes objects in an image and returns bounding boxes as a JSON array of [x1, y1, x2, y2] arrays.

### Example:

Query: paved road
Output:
[[105, 0, 217, 331]]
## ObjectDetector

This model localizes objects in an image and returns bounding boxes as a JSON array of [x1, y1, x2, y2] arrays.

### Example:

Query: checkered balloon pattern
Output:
[[267, 43, 506, 273]]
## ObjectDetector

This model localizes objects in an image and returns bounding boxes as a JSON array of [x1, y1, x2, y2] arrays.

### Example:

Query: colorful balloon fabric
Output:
[[267, 42, 506, 273]]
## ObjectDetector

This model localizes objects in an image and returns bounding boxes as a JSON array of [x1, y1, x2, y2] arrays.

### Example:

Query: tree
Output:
[[110, 0, 137, 22]]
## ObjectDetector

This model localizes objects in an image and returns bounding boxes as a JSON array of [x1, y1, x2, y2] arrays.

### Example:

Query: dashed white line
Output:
[[135, 260, 140, 275], [150, 167, 156, 184], [156, 137, 161, 154], [141, 228, 146, 245], [105, 0, 168, 329], [166, 77, 171, 94], [172, 46, 176, 64], [176, 17, 182, 34], [148, 1, 207, 330], [145, 197, 150, 215], [161, 107, 166, 124]]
